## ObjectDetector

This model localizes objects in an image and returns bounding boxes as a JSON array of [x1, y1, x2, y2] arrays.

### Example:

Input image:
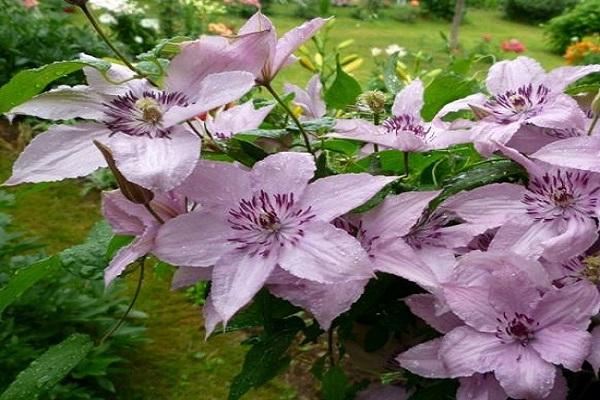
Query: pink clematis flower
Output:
[[238, 12, 328, 85], [203, 101, 275, 140], [479, 144, 600, 261], [102, 188, 187, 285], [331, 79, 471, 152], [5, 31, 272, 191], [152, 152, 396, 323], [437, 57, 600, 157], [283, 74, 326, 121]]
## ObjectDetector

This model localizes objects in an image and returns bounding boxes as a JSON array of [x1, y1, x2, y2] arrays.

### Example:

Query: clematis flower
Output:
[[102, 187, 187, 285], [438, 265, 598, 399], [203, 101, 275, 140], [438, 56, 600, 156], [479, 144, 600, 261], [283, 74, 326, 121], [5, 30, 272, 191], [330, 80, 471, 152], [588, 326, 600, 375], [152, 152, 396, 323], [238, 12, 327, 85]]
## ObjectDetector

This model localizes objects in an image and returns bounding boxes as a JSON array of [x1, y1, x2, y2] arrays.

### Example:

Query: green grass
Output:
[[0, 5, 566, 399]]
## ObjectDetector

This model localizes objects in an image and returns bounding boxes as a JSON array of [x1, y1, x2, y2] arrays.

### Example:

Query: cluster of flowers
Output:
[[5, 9, 600, 399]]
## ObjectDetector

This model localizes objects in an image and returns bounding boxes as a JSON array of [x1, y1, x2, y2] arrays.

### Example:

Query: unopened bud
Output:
[[64, 0, 88, 6], [93, 141, 154, 205], [592, 89, 600, 116], [357, 90, 387, 114]]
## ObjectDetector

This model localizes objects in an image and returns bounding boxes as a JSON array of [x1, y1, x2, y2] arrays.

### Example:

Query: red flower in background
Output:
[[501, 39, 526, 53]]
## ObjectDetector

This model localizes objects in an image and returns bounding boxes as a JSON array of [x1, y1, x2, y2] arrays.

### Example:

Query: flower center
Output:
[[583, 256, 600, 284], [227, 190, 316, 257], [522, 170, 600, 221], [496, 312, 538, 345], [104, 90, 189, 138], [382, 114, 428, 138], [403, 211, 454, 250], [484, 84, 550, 123]]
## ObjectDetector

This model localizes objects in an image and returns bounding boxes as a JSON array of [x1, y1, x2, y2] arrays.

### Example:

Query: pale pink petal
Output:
[[439, 327, 506, 377], [8, 85, 105, 121], [394, 131, 428, 152], [250, 152, 315, 197], [545, 370, 568, 400], [203, 295, 221, 337], [4, 122, 108, 185], [268, 269, 367, 329], [496, 219, 561, 260], [165, 31, 272, 94], [278, 221, 372, 283], [485, 56, 546, 95], [531, 136, 600, 173], [299, 174, 397, 221], [171, 266, 213, 290], [495, 140, 545, 176], [527, 95, 588, 132], [396, 338, 449, 379], [104, 226, 158, 285], [271, 17, 328, 78], [405, 294, 462, 333], [426, 126, 473, 150], [587, 326, 600, 375], [544, 65, 600, 93], [360, 190, 441, 237], [442, 285, 500, 332], [284, 74, 325, 119], [457, 374, 507, 400], [153, 211, 231, 267], [436, 224, 492, 249], [238, 11, 275, 36], [531, 324, 591, 371], [108, 126, 200, 192], [430, 93, 488, 131], [540, 217, 598, 262], [392, 79, 424, 117], [211, 250, 278, 323], [102, 190, 149, 236], [535, 285, 600, 330], [205, 101, 274, 139], [441, 183, 526, 226], [329, 119, 397, 148], [494, 345, 556, 400], [177, 160, 251, 209], [81, 54, 137, 96], [163, 71, 255, 126], [472, 121, 522, 157]]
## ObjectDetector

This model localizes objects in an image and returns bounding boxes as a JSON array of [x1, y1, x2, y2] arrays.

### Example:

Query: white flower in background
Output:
[[385, 44, 407, 57], [134, 36, 143, 44], [371, 47, 383, 57], [140, 18, 160, 31], [89, 0, 136, 14], [98, 13, 117, 25]]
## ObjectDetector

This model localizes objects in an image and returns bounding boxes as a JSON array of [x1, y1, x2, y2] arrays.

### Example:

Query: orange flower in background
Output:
[[22, 0, 38, 8], [410, 0, 420, 6], [501, 39, 526, 53], [564, 36, 600, 65], [208, 22, 234, 37]]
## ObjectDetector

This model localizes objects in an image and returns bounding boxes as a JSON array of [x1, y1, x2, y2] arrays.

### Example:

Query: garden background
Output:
[[0, 0, 598, 399]]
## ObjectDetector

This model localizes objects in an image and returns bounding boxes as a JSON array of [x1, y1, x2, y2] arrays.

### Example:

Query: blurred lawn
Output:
[[0, 4, 564, 399]]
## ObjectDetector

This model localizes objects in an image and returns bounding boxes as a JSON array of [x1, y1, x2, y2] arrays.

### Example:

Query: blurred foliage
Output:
[[545, 0, 600, 54], [0, 193, 146, 400], [504, 0, 578, 24], [0, 0, 106, 86]]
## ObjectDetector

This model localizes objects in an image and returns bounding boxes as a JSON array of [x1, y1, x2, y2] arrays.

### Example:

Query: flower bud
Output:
[[93, 141, 154, 205], [592, 89, 600, 116], [357, 90, 387, 115], [64, 0, 88, 7]]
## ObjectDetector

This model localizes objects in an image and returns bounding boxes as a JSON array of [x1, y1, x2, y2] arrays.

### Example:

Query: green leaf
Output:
[[0, 256, 61, 316], [384, 52, 404, 94], [421, 73, 480, 121], [408, 379, 458, 400], [226, 137, 269, 167], [59, 221, 114, 279], [432, 159, 525, 208], [106, 235, 134, 259], [136, 36, 189, 61], [228, 318, 303, 400], [0, 333, 94, 400], [0, 60, 110, 113], [322, 366, 350, 400], [324, 58, 362, 110]]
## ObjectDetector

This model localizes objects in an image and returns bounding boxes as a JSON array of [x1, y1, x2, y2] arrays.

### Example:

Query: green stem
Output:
[[100, 257, 145, 344], [588, 113, 599, 136], [327, 328, 335, 367], [80, 4, 141, 76], [403, 152, 410, 175], [264, 84, 315, 156]]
